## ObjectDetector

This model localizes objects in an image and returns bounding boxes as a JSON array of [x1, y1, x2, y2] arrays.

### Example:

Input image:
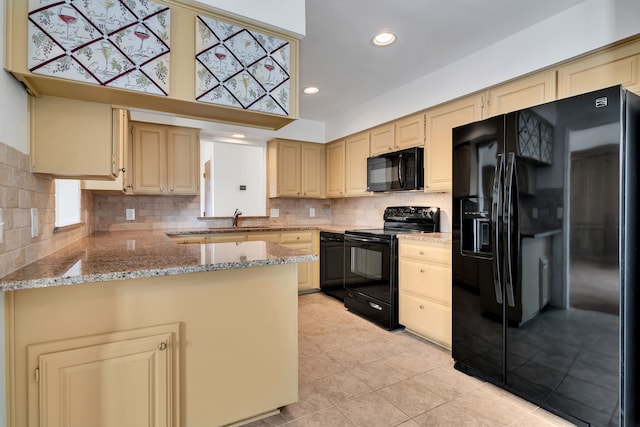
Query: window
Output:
[[55, 179, 81, 227]]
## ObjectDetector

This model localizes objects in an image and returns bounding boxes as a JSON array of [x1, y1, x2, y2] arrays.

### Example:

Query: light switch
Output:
[[309, 208, 316, 218], [126, 209, 135, 221], [270, 208, 279, 218]]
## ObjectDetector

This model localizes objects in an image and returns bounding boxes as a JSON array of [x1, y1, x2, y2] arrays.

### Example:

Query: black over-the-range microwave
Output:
[[366, 146, 424, 192]]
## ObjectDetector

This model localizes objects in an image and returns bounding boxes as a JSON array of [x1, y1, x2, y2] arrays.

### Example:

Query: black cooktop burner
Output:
[[346, 206, 440, 238]]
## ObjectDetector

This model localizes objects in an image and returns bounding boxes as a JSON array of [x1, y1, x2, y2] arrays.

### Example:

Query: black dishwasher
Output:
[[319, 232, 346, 301]]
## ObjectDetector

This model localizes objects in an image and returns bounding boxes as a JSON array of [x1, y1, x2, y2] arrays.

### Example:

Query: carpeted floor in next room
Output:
[[243, 292, 575, 427]]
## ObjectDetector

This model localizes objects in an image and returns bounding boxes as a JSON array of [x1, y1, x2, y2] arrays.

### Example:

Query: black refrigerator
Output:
[[452, 85, 640, 426]]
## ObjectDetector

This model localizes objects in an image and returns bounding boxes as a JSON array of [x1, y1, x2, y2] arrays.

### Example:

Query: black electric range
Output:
[[343, 206, 440, 329]]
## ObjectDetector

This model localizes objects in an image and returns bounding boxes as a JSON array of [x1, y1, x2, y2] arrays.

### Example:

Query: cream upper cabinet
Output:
[[82, 109, 130, 191], [130, 122, 199, 195], [399, 239, 452, 349], [301, 143, 326, 198], [267, 139, 325, 198], [30, 96, 124, 179], [395, 113, 426, 150], [345, 132, 371, 196], [424, 95, 483, 193], [557, 38, 640, 98], [325, 140, 346, 198], [370, 123, 395, 155], [484, 70, 557, 117], [5, 0, 299, 130]]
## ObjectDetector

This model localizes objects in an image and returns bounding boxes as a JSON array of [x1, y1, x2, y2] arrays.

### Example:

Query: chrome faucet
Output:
[[232, 209, 243, 228]]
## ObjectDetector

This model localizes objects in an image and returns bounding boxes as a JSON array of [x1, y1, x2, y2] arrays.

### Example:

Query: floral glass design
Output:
[[195, 15, 290, 116], [28, 0, 171, 96]]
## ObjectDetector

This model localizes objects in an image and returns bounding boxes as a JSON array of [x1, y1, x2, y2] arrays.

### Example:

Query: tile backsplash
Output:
[[0, 141, 94, 278]]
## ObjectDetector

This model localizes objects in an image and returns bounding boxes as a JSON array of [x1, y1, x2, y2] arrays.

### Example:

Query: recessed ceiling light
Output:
[[232, 133, 245, 139], [372, 32, 396, 46], [303, 86, 320, 95]]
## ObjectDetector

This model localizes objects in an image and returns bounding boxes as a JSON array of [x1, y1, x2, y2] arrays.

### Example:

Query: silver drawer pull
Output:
[[369, 302, 383, 311], [420, 269, 426, 273], [419, 304, 425, 309]]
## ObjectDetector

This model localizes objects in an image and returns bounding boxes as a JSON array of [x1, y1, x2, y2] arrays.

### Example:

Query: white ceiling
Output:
[[134, 0, 586, 142]]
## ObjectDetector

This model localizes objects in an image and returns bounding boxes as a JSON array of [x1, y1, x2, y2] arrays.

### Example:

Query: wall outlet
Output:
[[556, 207, 563, 219], [126, 209, 135, 221], [270, 208, 280, 218], [309, 208, 316, 218], [31, 208, 39, 238], [532, 207, 538, 219], [0, 208, 4, 244]]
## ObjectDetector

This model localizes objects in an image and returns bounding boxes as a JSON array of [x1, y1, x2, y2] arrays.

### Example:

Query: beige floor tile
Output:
[[299, 349, 348, 383], [280, 381, 335, 422], [308, 371, 373, 405], [396, 420, 421, 427], [377, 376, 447, 418], [447, 386, 533, 426], [412, 365, 484, 401], [413, 401, 489, 426], [337, 392, 410, 427], [349, 357, 412, 390], [525, 408, 577, 426], [284, 407, 356, 427]]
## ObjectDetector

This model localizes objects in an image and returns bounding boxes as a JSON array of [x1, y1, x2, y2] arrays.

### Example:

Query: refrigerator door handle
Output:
[[504, 152, 517, 308], [491, 154, 504, 304]]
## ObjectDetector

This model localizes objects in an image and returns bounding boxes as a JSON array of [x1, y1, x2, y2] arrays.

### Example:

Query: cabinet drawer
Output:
[[399, 259, 451, 305], [246, 232, 280, 243], [206, 234, 247, 243], [280, 231, 314, 243], [171, 235, 206, 244], [399, 292, 451, 349], [399, 240, 451, 264]]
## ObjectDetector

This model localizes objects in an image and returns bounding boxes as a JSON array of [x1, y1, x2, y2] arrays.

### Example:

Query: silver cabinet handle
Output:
[[158, 342, 167, 351]]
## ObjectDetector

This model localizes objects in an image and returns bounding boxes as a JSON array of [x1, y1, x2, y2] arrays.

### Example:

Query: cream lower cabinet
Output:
[[174, 231, 319, 291], [325, 140, 346, 197], [30, 326, 176, 427], [425, 95, 483, 193], [398, 239, 452, 349], [279, 231, 318, 292], [130, 122, 200, 195]]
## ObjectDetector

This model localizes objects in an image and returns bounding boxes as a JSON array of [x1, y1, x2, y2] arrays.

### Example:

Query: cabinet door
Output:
[[276, 140, 302, 197], [484, 70, 556, 117], [167, 127, 200, 195], [131, 123, 167, 194], [345, 132, 370, 196], [557, 39, 640, 97], [82, 109, 129, 191], [30, 96, 114, 178], [425, 95, 482, 192], [38, 333, 172, 427], [370, 123, 395, 155], [246, 232, 280, 242], [325, 140, 346, 197], [394, 113, 425, 150], [301, 143, 325, 198]]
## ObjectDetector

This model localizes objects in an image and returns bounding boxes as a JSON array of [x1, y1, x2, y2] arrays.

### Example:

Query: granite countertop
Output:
[[397, 232, 452, 243], [166, 224, 377, 235], [0, 231, 317, 292]]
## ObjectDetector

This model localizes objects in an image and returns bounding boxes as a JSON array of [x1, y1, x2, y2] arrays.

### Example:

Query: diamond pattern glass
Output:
[[195, 15, 291, 116], [28, 0, 170, 96]]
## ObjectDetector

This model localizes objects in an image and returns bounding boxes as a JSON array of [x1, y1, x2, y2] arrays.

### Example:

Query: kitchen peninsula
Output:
[[0, 231, 317, 427]]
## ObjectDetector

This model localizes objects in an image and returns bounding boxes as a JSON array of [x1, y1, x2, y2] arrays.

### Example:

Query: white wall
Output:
[[326, 0, 640, 141], [211, 141, 267, 217], [0, 0, 29, 154], [193, 0, 305, 37]]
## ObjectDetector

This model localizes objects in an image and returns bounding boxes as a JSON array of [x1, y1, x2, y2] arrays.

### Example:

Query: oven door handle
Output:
[[344, 235, 390, 245]]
